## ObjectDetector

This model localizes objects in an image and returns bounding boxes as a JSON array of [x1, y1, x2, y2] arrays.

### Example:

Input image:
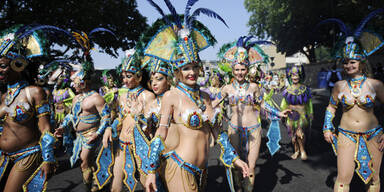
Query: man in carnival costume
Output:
[[0, 24, 71, 191], [55, 28, 114, 191], [215, 36, 288, 192], [319, 9, 384, 191], [142, 0, 250, 192], [280, 63, 313, 160]]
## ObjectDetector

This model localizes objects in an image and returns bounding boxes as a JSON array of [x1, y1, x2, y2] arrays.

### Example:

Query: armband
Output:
[[329, 95, 339, 109], [96, 104, 112, 135], [323, 109, 335, 133], [35, 100, 51, 118], [264, 102, 280, 117], [110, 118, 119, 138], [147, 136, 165, 173], [39, 131, 56, 163], [217, 132, 239, 167]]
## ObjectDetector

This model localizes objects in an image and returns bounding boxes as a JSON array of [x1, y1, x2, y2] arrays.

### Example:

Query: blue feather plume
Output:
[[236, 36, 246, 47], [89, 27, 116, 38], [315, 18, 351, 36], [184, 0, 200, 27], [354, 8, 384, 38], [163, 0, 182, 28], [190, 8, 228, 28], [17, 25, 72, 40], [243, 35, 255, 45], [146, 0, 171, 25], [246, 40, 273, 49]]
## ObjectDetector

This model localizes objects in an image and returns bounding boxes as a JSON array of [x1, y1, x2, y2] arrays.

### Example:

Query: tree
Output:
[[0, 0, 148, 58], [244, 0, 384, 62]]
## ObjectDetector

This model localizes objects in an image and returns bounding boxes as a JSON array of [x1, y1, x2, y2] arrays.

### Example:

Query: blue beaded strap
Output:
[[329, 95, 339, 108], [35, 101, 51, 118], [163, 150, 202, 176], [147, 136, 166, 173], [323, 109, 334, 133], [264, 102, 280, 117], [8, 145, 41, 163], [96, 104, 112, 135], [39, 131, 56, 163], [22, 162, 48, 192], [217, 132, 239, 168]]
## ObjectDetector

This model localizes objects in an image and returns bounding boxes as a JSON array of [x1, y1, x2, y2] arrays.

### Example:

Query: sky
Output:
[[92, 0, 252, 69]]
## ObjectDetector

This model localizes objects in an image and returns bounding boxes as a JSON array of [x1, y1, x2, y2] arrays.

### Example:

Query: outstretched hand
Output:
[[279, 109, 291, 118], [145, 173, 157, 192], [323, 131, 334, 144], [54, 127, 64, 138], [102, 128, 113, 148]]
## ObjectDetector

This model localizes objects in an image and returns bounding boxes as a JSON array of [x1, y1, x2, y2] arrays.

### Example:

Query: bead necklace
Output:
[[5, 81, 28, 106], [232, 80, 249, 96], [347, 75, 366, 98], [177, 82, 206, 111]]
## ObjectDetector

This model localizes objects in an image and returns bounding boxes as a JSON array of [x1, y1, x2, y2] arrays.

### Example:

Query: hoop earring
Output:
[[10, 57, 28, 72]]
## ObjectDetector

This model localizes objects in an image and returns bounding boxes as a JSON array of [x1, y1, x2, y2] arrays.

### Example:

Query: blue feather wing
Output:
[[185, 0, 200, 25], [190, 8, 228, 28], [315, 18, 350, 36], [89, 28, 116, 38], [17, 25, 72, 40], [146, 0, 171, 25], [246, 40, 273, 49], [163, 0, 182, 28], [354, 8, 384, 38], [243, 35, 255, 45]]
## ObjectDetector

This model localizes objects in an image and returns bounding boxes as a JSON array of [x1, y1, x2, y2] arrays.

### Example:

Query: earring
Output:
[[10, 57, 28, 72]]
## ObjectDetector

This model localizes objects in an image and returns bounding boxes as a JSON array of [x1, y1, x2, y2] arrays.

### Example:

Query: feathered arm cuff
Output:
[[147, 136, 166, 173], [96, 104, 112, 135], [217, 132, 239, 168], [39, 131, 57, 163], [323, 109, 335, 133]]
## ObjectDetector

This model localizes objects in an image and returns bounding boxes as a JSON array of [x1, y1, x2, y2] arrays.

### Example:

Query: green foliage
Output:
[[0, 0, 148, 58], [244, 0, 384, 62]]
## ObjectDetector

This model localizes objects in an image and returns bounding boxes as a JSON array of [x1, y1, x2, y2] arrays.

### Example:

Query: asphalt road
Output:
[[46, 88, 384, 192]]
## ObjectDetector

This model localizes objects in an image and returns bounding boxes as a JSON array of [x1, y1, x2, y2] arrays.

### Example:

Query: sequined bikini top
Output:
[[228, 81, 257, 106], [4, 81, 34, 123], [178, 108, 209, 130], [337, 79, 375, 110]]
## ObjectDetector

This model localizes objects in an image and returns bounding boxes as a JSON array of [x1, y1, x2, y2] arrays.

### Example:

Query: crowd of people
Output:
[[0, 1, 383, 192]]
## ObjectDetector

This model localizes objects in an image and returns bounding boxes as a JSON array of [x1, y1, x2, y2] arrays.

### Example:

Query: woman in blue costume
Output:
[[214, 36, 289, 192], [143, 1, 249, 192], [102, 48, 155, 192], [280, 64, 313, 160], [0, 25, 65, 192], [320, 9, 384, 192]]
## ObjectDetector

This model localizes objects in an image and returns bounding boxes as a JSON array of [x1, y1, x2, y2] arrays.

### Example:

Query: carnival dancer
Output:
[[101, 48, 155, 191], [99, 69, 119, 120], [0, 25, 69, 191], [215, 36, 289, 192], [51, 63, 75, 128], [280, 64, 313, 160], [143, 1, 250, 192], [55, 60, 111, 191], [319, 9, 384, 192]]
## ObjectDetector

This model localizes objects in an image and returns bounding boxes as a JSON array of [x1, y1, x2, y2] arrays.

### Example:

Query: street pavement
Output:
[[46, 88, 384, 192]]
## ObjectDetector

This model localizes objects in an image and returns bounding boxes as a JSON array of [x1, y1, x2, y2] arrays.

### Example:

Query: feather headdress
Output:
[[144, 0, 227, 71], [316, 8, 384, 61], [218, 35, 270, 67]]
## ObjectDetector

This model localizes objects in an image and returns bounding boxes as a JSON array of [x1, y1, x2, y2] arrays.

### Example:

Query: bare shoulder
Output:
[[27, 85, 47, 101], [142, 89, 155, 100], [367, 78, 384, 87]]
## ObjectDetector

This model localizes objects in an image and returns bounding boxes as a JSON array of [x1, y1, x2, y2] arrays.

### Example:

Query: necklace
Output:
[[5, 81, 28, 106], [232, 80, 249, 96], [177, 82, 206, 111], [127, 85, 144, 100], [347, 75, 366, 98]]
